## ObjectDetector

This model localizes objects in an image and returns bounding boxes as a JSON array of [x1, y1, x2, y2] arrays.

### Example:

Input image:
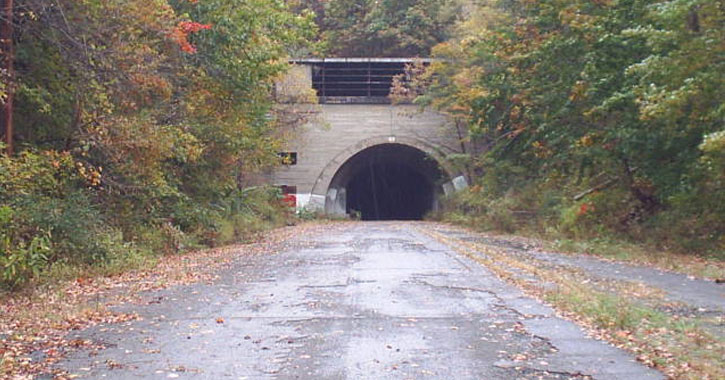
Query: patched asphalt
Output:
[[53, 222, 665, 379]]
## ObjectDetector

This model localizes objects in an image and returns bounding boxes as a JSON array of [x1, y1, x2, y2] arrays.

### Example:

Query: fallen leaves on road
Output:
[[421, 224, 725, 380], [1, 222, 330, 379]]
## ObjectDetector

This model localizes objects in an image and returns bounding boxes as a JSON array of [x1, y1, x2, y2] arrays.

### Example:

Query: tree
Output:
[[1, 0, 13, 155], [295, 0, 462, 57], [1, 0, 318, 286], [413, 0, 724, 253]]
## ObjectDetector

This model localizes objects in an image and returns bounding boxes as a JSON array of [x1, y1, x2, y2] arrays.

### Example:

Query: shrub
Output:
[[0, 149, 152, 286], [0, 206, 51, 289]]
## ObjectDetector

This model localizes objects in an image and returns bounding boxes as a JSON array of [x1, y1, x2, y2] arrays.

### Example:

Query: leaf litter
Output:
[[0, 222, 330, 379]]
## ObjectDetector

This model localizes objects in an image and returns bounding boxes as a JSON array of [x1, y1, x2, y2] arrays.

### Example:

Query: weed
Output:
[[422, 226, 725, 380]]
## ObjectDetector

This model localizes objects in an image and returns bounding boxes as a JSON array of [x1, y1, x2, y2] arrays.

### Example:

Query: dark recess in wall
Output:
[[312, 62, 405, 97]]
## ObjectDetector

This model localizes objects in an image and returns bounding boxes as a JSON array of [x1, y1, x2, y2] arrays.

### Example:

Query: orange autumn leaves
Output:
[[172, 21, 212, 54]]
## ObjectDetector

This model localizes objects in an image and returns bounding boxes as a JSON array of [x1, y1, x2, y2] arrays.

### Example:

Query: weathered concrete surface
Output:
[[54, 223, 663, 379], [272, 104, 465, 212]]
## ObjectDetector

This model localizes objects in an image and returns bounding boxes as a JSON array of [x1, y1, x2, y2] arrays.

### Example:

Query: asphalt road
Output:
[[55, 222, 664, 379]]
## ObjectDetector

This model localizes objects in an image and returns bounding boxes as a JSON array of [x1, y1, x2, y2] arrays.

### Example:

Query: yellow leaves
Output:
[[576, 134, 595, 148], [275, 65, 319, 104], [569, 80, 588, 102], [128, 73, 173, 106], [510, 105, 522, 121], [460, 36, 480, 49], [453, 66, 484, 89], [532, 140, 553, 158], [615, 330, 633, 340], [75, 161, 103, 187], [446, 68, 487, 113], [18, 10, 39, 22], [558, 6, 597, 31], [591, 0, 613, 7], [455, 1, 510, 38], [447, 104, 471, 116]]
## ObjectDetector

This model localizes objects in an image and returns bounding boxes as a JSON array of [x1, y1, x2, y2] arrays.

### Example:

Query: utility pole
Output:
[[1, 0, 13, 155]]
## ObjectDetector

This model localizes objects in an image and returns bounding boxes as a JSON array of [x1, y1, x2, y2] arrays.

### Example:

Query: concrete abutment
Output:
[[272, 59, 468, 220]]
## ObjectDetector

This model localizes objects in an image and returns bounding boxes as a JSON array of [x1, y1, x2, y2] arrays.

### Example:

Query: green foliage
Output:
[[295, 0, 461, 57], [1, 1, 315, 290], [0, 233, 51, 290], [423, 0, 724, 255], [296, 207, 321, 221], [213, 187, 292, 245], [0, 206, 50, 289]]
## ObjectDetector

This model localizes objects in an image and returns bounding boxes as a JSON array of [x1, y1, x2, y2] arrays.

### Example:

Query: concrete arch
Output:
[[310, 135, 457, 199], [307, 135, 463, 218]]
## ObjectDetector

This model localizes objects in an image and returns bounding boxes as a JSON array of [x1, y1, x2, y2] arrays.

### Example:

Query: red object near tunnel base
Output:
[[279, 185, 297, 208], [282, 194, 296, 208]]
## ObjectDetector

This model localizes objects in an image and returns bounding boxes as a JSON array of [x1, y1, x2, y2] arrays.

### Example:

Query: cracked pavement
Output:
[[53, 222, 664, 379]]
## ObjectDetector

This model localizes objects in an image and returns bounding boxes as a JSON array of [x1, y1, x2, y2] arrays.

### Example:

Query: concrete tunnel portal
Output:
[[273, 59, 468, 216], [326, 143, 448, 221]]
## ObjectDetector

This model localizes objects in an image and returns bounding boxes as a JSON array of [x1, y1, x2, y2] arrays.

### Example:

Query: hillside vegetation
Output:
[[294, 0, 723, 257], [0, 0, 317, 289], [399, 0, 723, 257]]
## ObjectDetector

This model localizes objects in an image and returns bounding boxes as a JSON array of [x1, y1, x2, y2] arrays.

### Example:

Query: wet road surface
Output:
[[56, 222, 664, 379]]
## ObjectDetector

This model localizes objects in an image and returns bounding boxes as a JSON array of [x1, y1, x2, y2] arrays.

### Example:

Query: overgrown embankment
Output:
[[0, 151, 292, 289], [414, 0, 724, 258], [0, 0, 317, 290]]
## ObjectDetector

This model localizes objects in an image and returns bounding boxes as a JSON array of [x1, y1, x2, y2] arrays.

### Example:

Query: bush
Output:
[[558, 188, 634, 239], [0, 149, 155, 286], [635, 131, 725, 256], [18, 191, 112, 263], [0, 206, 51, 289], [441, 148, 724, 258], [211, 186, 291, 245]]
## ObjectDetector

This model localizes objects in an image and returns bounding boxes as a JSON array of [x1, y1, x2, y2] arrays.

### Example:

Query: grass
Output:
[[549, 237, 725, 281], [544, 283, 722, 379], [440, 211, 724, 280], [422, 226, 725, 380]]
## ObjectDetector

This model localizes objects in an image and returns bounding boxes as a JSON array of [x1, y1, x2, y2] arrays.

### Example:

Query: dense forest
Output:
[[0, 0, 318, 288], [1, 0, 722, 289], [411, 0, 724, 257]]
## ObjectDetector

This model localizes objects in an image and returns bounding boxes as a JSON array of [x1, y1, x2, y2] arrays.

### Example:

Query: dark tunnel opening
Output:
[[328, 144, 446, 221], [347, 161, 434, 220]]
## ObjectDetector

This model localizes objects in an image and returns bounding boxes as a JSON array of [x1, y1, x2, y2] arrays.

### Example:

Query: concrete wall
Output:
[[272, 64, 467, 213]]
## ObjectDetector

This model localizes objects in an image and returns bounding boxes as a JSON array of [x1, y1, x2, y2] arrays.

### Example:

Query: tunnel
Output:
[[326, 143, 447, 220]]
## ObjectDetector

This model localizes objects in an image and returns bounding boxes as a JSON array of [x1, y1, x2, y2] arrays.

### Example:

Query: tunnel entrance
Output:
[[327, 144, 446, 220], [347, 160, 433, 220]]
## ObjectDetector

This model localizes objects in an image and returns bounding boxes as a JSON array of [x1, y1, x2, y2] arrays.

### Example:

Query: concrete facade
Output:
[[273, 62, 467, 216]]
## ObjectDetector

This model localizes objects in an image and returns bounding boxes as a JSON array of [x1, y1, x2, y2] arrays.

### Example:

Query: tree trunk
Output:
[[1, 0, 13, 155], [621, 158, 659, 211], [454, 118, 474, 182]]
